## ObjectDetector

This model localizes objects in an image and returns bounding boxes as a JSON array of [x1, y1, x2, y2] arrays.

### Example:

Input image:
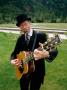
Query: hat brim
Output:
[[16, 17, 31, 27]]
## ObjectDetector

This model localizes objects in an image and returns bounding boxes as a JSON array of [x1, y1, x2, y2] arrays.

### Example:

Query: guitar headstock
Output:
[[43, 34, 61, 51]]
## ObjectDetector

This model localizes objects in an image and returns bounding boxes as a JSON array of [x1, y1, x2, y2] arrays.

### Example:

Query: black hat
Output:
[[16, 14, 31, 27]]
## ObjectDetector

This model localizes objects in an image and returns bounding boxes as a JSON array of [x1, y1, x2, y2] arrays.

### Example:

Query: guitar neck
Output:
[[23, 34, 61, 63], [23, 52, 34, 64]]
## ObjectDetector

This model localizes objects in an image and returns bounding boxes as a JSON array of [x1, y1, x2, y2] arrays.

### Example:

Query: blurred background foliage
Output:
[[0, 0, 67, 23]]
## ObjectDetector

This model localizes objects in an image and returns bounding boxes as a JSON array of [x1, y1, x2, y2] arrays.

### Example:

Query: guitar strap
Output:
[[31, 31, 37, 52]]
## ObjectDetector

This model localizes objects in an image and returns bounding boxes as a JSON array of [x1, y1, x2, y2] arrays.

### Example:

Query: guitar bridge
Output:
[[19, 63, 24, 73]]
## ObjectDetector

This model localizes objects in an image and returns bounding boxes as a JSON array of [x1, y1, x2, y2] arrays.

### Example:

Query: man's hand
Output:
[[34, 49, 49, 60], [11, 59, 22, 67]]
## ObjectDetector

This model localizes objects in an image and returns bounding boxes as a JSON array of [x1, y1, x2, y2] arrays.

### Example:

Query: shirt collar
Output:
[[27, 28, 33, 37], [25, 29, 33, 40]]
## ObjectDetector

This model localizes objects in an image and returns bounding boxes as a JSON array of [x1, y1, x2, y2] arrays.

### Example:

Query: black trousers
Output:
[[20, 73, 44, 90]]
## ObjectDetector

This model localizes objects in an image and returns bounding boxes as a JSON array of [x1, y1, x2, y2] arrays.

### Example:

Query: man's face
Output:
[[19, 21, 31, 33]]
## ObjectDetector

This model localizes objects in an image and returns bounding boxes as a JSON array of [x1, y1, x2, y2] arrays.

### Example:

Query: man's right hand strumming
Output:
[[11, 59, 22, 67]]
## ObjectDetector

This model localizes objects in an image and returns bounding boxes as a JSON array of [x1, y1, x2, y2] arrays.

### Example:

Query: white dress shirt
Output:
[[25, 29, 33, 41]]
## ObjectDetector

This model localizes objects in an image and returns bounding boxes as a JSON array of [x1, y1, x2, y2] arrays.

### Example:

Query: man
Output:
[[10, 14, 58, 90]]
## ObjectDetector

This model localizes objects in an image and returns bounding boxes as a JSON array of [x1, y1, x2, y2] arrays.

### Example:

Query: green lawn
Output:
[[0, 32, 67, 90], [0, 23, 67, 29]]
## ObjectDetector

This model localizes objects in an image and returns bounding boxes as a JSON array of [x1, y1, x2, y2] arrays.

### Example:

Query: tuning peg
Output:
[[45, 41, 48, 44], [50, 44, 54, 47], [55, 42, 58, 44], [43, 41, 48, 46]]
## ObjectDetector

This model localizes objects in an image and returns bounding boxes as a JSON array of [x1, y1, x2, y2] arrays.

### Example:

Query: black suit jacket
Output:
[[11, 30, 58, 83]]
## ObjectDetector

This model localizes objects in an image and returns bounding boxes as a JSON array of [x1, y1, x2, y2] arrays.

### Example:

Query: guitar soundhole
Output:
[[19, 62, 24, 73]]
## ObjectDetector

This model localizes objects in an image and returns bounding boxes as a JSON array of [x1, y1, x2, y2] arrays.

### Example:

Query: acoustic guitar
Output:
[[14, 34, 61, 79]]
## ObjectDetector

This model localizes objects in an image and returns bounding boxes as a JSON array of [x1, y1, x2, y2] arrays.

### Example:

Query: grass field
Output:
[[0, 32, 67, 90], [0, 23, 67, 29]]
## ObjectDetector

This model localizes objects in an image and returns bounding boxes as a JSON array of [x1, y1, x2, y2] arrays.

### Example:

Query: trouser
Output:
[[20, 73, 43, 90]]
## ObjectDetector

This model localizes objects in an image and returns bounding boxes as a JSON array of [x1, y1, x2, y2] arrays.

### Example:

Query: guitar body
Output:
[[16, 51, 28, 79], [16, 51, 35, 79], [15, 63, 28, 79]]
